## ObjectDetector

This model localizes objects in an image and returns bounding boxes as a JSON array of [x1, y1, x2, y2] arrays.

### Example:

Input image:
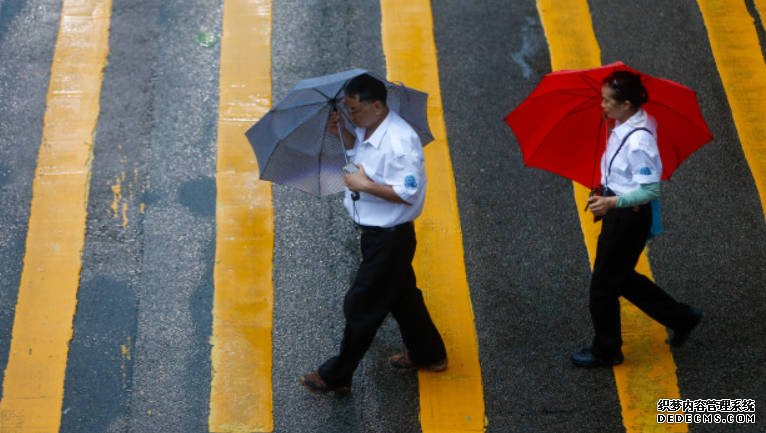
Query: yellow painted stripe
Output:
[[536, 1, 686, 432], [757, 0, 766, 58], [209, 0, 274, 432], [0, 1, 111, 431], [757, 0, 766, 22], [380, 1, 486, 432], [697, 0, 766, 217]]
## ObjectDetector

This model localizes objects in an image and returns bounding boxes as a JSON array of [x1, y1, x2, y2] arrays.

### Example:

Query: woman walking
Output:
[[571, 70, 703, 367]]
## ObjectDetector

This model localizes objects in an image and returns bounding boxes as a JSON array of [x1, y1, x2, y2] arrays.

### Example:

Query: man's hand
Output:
[[344, 164, 409, 205], [344, 164, 372, 192], [327, 110, 355, 150], [587, 195, 618, 217], [327, 110, 342, 136]]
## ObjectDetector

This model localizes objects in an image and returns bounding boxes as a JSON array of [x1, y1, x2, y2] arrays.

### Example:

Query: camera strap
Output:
[[605, 127, 653, 189]]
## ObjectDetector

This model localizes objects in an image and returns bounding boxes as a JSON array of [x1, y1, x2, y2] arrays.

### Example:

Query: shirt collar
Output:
[[613, 108, 647, 137], [361, 110, 394, 148]]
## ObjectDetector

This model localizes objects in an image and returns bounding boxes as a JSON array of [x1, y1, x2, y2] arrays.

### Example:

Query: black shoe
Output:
[[668, 306, 703, 347], [570, 347, 624, 367]]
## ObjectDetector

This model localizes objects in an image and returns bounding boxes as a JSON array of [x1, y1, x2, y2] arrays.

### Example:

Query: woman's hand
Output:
[[587, 195, 618, 217]]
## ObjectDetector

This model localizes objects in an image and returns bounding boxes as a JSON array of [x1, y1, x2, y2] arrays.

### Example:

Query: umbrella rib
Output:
[[272, 89, 335, 111], [577, 73, 603, 92], [255, 107, 325, 184], [332, 78, 353, 101]]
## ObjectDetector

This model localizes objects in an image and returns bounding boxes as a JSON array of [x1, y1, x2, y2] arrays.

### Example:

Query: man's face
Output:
[[343, 95, 380, 129]]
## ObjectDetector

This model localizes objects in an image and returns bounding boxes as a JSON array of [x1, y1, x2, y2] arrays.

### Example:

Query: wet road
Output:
[[0, 1, 764, 432]]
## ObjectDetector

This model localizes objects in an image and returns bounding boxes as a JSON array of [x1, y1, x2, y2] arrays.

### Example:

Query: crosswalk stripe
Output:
[[0, 0, 112, 431], [535, 1, 686, 432], [757, 0, 766, 28], [697, 0, 766, 217], [380, 1, 486, 432], [209, 0, 275, 432]]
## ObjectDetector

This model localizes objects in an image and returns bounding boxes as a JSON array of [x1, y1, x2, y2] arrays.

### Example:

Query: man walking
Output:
[[300, 73, 447, 394]]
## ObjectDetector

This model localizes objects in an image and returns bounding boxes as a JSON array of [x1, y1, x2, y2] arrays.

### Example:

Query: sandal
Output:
[[299, 371, 351, 395], [389, 352, 447, 372]]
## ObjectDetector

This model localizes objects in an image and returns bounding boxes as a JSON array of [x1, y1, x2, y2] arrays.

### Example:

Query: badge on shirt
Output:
[[404, 175, 418, 189], [639, 167, 652, 175]]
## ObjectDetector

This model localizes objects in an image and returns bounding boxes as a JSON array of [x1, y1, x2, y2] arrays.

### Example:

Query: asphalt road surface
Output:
[[0, 1, 764, 432]]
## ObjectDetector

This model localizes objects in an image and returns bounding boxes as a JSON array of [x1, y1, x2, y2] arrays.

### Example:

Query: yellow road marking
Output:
[[209, 0, 274, 432], [697, 0, 766, 217], [0, 0, 112, 431], [536, 1, 686, 432], [380, 1, 486, 432], [758, 1, 766, 21]]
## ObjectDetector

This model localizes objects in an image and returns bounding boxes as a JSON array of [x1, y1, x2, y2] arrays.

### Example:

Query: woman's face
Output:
[[601, 85, 633, 121]]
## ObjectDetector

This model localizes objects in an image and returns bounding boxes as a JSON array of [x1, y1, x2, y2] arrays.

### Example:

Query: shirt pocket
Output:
[[359, 151, 386, 183], [609, 157, 630, 178]]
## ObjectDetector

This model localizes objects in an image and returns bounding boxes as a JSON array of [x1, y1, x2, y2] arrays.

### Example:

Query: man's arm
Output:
[[344, 165, 409, 205]]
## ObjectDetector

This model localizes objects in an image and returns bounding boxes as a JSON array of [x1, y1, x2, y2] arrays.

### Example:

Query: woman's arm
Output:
[[616, 182, 660, 207], [587, 182, 659, 216]]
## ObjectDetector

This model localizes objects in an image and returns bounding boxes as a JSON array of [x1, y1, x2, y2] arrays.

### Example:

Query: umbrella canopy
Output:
[[246, 68, 433, 196], [504, 61, 713, 189]]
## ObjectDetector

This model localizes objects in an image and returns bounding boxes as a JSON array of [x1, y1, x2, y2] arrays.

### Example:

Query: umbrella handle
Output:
[[337, 119, 349, 164], [342, 162, 360, 201], [335, 115, 360, 201]]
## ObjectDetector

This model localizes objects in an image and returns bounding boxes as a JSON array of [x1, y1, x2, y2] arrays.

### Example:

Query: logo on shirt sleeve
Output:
[[404, 175, 418, 189], [639, 167, 653, 176]]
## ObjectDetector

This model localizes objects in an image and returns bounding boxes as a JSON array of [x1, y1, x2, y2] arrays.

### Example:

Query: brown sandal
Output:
[[299, 371, 351, 395], [389, 352, 447, 372]]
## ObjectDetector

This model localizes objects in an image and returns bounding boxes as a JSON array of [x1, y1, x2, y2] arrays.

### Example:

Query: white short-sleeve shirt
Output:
[[601, 109, 662, 195], [344, 110, 426, 227]]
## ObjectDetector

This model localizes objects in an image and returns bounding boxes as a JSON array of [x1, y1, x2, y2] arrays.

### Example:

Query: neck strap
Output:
[[605, 127, 652, 187]]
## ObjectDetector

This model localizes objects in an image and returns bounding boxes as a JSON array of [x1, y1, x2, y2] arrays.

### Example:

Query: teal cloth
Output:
[[648, 199, 664, 239]]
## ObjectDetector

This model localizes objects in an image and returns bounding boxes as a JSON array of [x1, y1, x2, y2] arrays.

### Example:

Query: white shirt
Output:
[[344, 110, 426, 227], [601, 109, 662, 195]]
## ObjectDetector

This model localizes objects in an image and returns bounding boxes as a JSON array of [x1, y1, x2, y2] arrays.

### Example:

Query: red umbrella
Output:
[[505, 62, 713, 189]]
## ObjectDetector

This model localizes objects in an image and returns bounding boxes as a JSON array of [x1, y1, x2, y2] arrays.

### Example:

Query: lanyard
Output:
[[605, 127, 652, 188]]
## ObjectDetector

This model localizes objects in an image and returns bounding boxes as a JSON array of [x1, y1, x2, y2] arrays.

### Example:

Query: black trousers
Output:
[[318, 221, 446, 387], [590, 204, 692, 357]]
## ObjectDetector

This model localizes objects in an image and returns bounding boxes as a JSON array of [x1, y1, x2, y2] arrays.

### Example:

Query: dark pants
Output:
[[590, 204, 693, 357], [318, 221, 446, 387]]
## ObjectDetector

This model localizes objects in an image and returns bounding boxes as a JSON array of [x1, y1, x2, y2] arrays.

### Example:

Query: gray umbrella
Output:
[[245, 68, 433, 196]]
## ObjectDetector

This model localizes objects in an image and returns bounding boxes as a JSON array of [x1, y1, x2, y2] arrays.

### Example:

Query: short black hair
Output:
[[603, 70, 648, 107], [345, 73, 387, 104]]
